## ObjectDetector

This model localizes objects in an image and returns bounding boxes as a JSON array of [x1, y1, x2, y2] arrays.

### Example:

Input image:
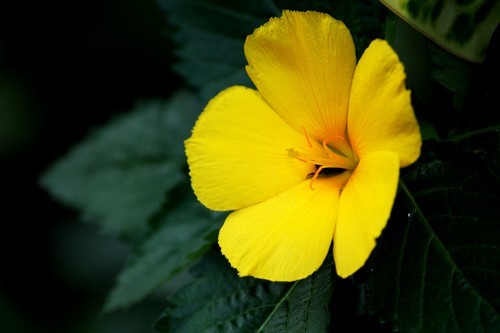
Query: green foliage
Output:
[[380, 0, 500, 62], [155, 253, 333, 333], [366, 19, 500, 328], [38, 0, 499, 331], [41, 91, 202, 239], [366, 140, 500, 332], [104, 196, 224, 312], [328, 0, 387, 58], [158, 0, 277, 99], [429, 42, 478, 110], [260, 260, 333, 333]]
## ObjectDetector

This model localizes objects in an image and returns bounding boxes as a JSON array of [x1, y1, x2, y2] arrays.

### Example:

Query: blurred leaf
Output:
[[104, 197, 223, 312], [380, 0, 500, 63], [155, 253, 333, 333], [366, 140, 500, 332], [428, 42, 478, 110], [418, 119, 440, 141], [447, 32, 500, 143], [443, 34, 499, 180], [41, 90, 202, 239]]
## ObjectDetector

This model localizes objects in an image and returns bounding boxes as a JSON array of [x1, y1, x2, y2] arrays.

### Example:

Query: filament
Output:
[[293, 127, 357, 190]]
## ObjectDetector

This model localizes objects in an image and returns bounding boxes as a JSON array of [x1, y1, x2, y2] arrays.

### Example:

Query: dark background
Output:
[[0, 1, 181, 332], [2, 1, 497, 332]]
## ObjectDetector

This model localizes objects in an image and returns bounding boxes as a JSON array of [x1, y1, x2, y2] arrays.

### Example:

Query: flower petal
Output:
[[334, 151, 399, 278], [245, 10, 356, 141], [219, 176, 347, 282], [348, 39, 421, 167], [185, 86, 316, 211]]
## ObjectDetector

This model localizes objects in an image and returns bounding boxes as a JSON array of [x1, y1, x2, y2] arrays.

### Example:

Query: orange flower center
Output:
[[295, 127, 358, 189]]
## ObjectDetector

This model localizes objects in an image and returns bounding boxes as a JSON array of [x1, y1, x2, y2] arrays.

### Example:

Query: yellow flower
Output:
[[185, 11, 421, 281]]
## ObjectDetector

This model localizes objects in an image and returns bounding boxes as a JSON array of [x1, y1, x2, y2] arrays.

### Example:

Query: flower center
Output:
[[294, 127, 358, 190]]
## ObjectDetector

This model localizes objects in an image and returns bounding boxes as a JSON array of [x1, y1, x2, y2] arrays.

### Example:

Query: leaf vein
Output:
[[256, 281, 299, 333]]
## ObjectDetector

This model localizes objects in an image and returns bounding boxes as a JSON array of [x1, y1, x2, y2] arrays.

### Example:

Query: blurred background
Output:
[[0, 0, 180, 332]]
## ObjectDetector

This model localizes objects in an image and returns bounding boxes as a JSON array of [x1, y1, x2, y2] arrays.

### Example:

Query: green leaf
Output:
[[365, 141, 500, 332], [260, 260, 333, 333], [380, 0, 500, 63], [41, 90, 202, 239], [155, 253, 334, 333], [158, 0, 277, 99], [104, 197, 224, 312]]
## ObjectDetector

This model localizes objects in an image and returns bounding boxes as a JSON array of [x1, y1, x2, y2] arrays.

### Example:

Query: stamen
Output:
[[323, 135, 356, 159], [296, 156, 309, 163], [322, 135, 346, 156], [291, 127, 357, 190], [309, 165, 324, 190], [322, 137, 346, 165], [302, 126, 313, 148], [309, 164, 343, 190]]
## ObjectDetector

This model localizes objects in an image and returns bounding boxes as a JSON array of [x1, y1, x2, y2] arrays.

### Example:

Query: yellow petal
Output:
[[219, 176, 348, 282], [245, 10, 356, 141], [348, 39, 421, 167], [185, 86, 316, 211], [334, 151, 399, 278]]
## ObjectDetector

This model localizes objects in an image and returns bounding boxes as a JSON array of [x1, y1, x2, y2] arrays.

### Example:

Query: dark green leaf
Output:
[[366, 141, 500, 332], [155, 253, 333, 333], [446, 35, 500, 143], [429, 42, 478, 110], [104, 197, 223, 312], [444, 36, 500, 179], [329, 0, 387, 58], [261, 260, 333, 333], [158, 0, 277, 99], [41, 90, 202, 239], [418, 119, 440, 141]]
